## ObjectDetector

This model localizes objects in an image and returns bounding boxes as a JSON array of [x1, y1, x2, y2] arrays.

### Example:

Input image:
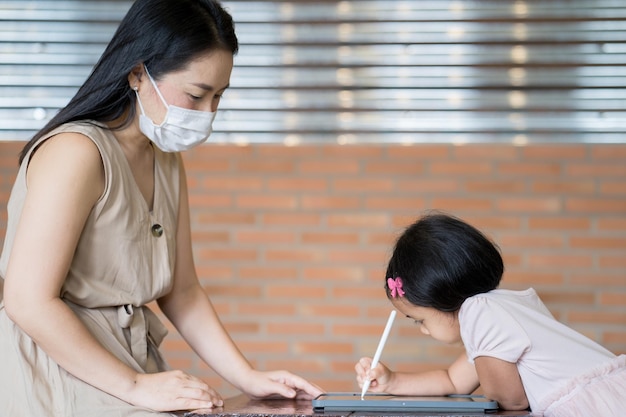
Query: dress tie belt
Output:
[[116, 304, 168, 370]]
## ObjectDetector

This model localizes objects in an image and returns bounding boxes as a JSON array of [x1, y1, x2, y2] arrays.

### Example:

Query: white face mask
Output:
[[135, 65, 216, 152]]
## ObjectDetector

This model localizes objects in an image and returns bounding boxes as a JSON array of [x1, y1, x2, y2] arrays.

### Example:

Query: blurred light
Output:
[[447, 27, 465, 39], [513, 23, 528, 41], [338, 23, 354, 42], [285, 113, 300, 129], [512, 134, 529, 146], [338, 90, 354, 108], [337, 134, 357, 145], [33, 107, 47, 120], [337, 1, 352, 15], [508, 91, 527, 108], [279, 3, 294, 18], [284, 135, 301, 146], [281, 25, 296, 42], [511, 45, 528, 64], [508, 68, 527, 86], [513, 2, 529, 17], [283, 91, 298, 108], [447, 92, 463, 107], [338, 112, 355, 123], [336, 68, 354, 86], [282, 46, 297, 65], [508, 113, 527, 130], [449, 2, 464, 14]]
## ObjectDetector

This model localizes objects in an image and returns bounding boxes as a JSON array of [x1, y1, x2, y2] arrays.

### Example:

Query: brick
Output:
[[303, 266, 365, 281], [301, 232, 359, 245], [237, 160, 295, 174], [386, 145, 450, 159], [237, 194, 298, 209], [238, 267, 298, 280], [568, 311, 626, 325], [300, 304, 361, 318], [522, 145, 588, 159], [266, 285, 327, 298], [499, 162, 562, 177], [430, 161, 493, 176], [453, 145, 518, 160], [299, 159, 360, 174], [529, 216, 591, 230], [498, 233, 564, 249], [569, 236, 626, 250], [566, 198, 626, 213], [266, 178, 328, 192], [327, 213, 390, 228], [527, 254, 593, 268], [197, 212, 256, 225], [295, 341, 354, 355], [203, 284, 262, 298], [570, 273, 626, 286], [532, 180, 595, 194], [262, 212, 321, 226], [334, 178, 395, 193], [591, 145, 626, 160], [267, 322, 325, 335], [365, 196, 426, 211], [567, 163, 626, 177], [497, 197, 561, 213], [202, 176, 263, 191], [600, 292, 626, 306], [431, 198, 493, 212], [300, 195, 360, 210], [237, 302, 296, 316], [396, 179, 460, 193], [502, 271, 565, 285], [235, 230, 296, 244], [600, 181, 626, 195], [465, 180, 526, 193], [364, 161, 425, 175]]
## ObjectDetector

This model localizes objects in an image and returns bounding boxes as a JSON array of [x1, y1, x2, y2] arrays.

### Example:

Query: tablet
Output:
[[312, 392, 498, 412]]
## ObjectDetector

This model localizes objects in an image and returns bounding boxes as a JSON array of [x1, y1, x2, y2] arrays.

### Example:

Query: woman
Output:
[[0, 0, 322, 415]]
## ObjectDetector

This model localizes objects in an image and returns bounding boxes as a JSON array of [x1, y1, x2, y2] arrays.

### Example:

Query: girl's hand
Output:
[[355, 357, 394, 393], [126, 370, 223, 412], [241, 370, 325, 400]]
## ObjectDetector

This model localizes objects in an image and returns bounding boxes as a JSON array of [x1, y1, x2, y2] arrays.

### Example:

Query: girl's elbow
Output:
[[497, 397, 529, 411]]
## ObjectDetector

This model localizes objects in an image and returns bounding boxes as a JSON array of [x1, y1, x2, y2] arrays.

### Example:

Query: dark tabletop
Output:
[[182, 395, 532, 417]]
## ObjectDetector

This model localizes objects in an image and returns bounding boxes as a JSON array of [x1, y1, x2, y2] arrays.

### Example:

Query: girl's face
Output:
[[391, 297, 461, 344]]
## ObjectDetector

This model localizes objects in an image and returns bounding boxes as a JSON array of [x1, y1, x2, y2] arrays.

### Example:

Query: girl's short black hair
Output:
[[385, 212, 504, 312], [20, 0, 238, 163]]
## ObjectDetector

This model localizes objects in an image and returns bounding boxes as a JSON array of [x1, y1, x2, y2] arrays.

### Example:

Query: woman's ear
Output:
[[127, 63, 145, 90]]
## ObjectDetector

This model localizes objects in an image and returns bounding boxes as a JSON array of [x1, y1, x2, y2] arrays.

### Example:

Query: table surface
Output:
[[182, 395, 532, 417]]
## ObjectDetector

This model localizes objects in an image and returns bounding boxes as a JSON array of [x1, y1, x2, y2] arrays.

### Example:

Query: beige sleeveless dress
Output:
[[0, 121, 180, 416]]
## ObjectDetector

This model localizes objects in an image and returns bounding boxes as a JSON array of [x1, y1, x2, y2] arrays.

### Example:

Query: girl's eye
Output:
[[189, 94, 202, 100], [414, 319, 424, 325]]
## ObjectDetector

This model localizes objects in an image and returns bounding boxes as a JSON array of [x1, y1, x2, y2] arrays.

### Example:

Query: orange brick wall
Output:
[[1, 141, 625, 397]]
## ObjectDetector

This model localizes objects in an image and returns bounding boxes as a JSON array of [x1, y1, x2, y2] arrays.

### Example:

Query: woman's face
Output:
[[135, 49, 234, 124], [391, 297, 461, 344]]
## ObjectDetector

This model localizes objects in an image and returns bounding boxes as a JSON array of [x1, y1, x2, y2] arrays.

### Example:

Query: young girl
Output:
[[355, 213, 625, 416]]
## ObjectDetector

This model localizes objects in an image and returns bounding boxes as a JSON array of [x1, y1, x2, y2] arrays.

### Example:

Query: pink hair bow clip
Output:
[[387, 277, 405, 298]]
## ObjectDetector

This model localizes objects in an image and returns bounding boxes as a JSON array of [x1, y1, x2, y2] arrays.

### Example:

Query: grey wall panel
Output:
[[1, 0, 625, 143]]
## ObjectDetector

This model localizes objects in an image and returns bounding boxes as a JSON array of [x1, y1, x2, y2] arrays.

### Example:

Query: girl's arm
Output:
[[356, 352, 479, 396], [3, 134, 215, 412], [474, 356, 529, 410], [157, 159, 322, 400]]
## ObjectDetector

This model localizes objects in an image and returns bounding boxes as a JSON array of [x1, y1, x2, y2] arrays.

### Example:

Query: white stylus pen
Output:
[[361, 310, 396, 400]]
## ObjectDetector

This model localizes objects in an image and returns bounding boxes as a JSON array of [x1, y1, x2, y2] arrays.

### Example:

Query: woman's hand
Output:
[[125, 370, 223, 412], [355, 357, 395, 394], [241, 370, 324, 400]]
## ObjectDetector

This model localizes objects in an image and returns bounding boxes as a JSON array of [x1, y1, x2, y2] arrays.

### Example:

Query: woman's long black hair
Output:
[[19, 0, 238, 164], [385, 212, 504, 312]]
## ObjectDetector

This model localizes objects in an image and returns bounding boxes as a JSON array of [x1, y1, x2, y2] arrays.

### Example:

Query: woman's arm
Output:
[[356, 352, 479, 396], [158, 159, 323, 400], [3, 134, 215, 412], [474, 356, 529, 410]]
